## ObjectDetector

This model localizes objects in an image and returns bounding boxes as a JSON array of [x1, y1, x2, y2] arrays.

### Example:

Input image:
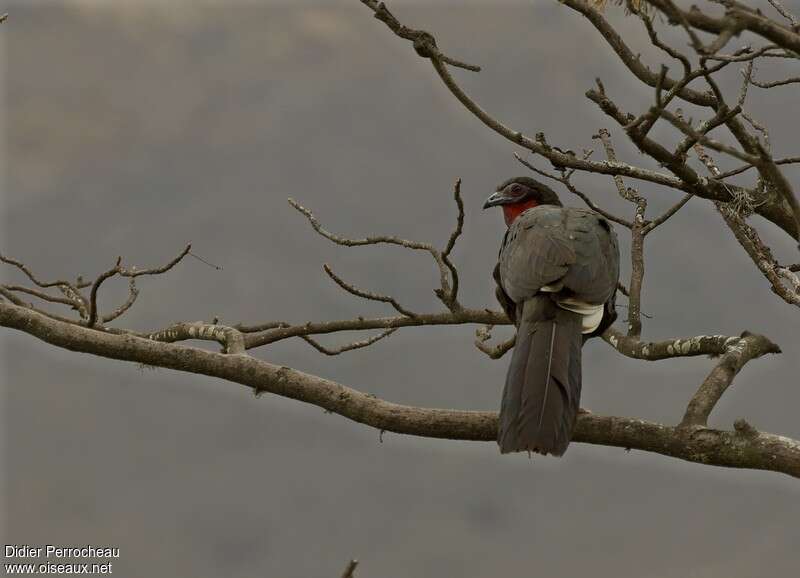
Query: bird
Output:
[[483, 176, 620, 456]]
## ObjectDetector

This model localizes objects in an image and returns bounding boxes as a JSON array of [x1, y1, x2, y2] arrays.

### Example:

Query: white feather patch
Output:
[[540, 282, 564, 292], [555, 297, 604, 334]]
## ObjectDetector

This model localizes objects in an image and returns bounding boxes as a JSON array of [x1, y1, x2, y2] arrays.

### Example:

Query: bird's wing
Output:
[[498, 206, 619, 306], [560, 209, 619, 305], [498, 206, 576, 304], [492, 262, 518, 324]]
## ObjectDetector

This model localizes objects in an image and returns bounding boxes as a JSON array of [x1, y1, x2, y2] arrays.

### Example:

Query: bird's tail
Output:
[[498, 295, 583, 456]]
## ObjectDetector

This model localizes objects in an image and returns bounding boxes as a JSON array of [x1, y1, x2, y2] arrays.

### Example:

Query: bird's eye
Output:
[[511, 184, 521, 193]]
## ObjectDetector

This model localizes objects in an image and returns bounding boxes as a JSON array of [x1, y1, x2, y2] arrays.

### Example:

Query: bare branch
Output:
[[243, 309, 510, 350], [362, 0, 702, 197], [147, 321, 246, 355], [301, 328, 397, 356], [693, 142, 800, 306], [235, 320, 290, 333], [716, 155, 800, 179], [474, 325, 515, 360], [668, 106, 753, 164], [643, 192, 694, 233], [514, 152, 633, 228], [59, 284, 89, 318], [749, 74, 800, 88], [119, 244, 191, 279], [324, 264, 417, 318], [288, 197, 462, 312], [720, 205, 800, 306], [440, 178, 465, 308], [85, 245, 192, 327], [0, 252, 85, 292], [681, 332, 781, 427], [766, 0, 799, 28], [605, 327, 755, 360], [382, 0, 800, 243], [0, 287, 87, 326], [87, 257, 122, 327], [594, 128, 647, 337], [3, 0, 797, 487], [646, 0, 800, 55], [0, 286, 31, 308], [340, 559, 359, 578], [741, 111, 771, 153], [562, 0, 716, 106], [562, 0, 800, 239], [703, 44, 796, 62], [359, 0, 480, 71], [428, 54, 686, 190], [3, 301, 798, 478], [640, 12, 691, 75], [102, 278, 139, 324], [1, 285, 77, 308]]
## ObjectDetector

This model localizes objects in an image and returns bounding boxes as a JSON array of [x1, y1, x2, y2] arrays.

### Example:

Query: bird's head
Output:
[[483, 176, 562, 227]]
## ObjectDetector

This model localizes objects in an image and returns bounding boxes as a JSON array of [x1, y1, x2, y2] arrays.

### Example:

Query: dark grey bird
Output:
[[484, 177, 620, 456]]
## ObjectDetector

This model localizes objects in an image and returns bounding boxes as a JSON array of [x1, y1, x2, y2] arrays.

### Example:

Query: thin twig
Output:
[[0, 253, 84, 292], [146, 321, 246, 354], [340, 559, 359, 578], [301, 329, 397, 356], [243, 309, 510, 350], [766, 0, 798, 28], [474, 325, 515, 359], [102, 278, 139, 323], [235, 320, 290, 333], [640, 13, 691, 76], [741, 111, 771, 153], [715, 155, 800, 179], [643, 193, 694, 234], [1, 285, 77, 307], [288, 197, 459, 311], [324, 264, 417, 318], [594, 128, 646, 337], [749, 75, 800, 88], [87, 258, 122, 327], [694, 142, 800, 306], [514, 152, 632, 228], [441, 179, 465, 308], [120, 244, 191, 278], [87, 246, 191, 327], [359, 0, 480, 71]]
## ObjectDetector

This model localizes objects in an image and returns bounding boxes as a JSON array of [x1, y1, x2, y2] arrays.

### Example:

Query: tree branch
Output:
[[474, 325, 515, 359], [681, 331, 781, 427], [288, 197, 461, 311], [300, 329, 397, 356], [147, 321, 246, 354], [242, 309, 509, 351], [340, 559, 359, 578], [2, 301, 797, 478], [594, 128, 647, 337], [323, 263, 418, 318]]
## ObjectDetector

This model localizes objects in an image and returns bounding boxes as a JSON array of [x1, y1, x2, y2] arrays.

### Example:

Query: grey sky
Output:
[[2, 2, 799, 577]]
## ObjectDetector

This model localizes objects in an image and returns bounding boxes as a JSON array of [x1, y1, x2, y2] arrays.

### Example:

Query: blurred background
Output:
[[2, 1, 799, 576]]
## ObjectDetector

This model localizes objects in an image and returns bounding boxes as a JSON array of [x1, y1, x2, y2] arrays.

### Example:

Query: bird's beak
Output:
[[483, 190, 512, 209]]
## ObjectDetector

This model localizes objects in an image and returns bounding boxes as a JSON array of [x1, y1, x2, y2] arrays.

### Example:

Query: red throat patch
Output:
[[502, 199, 539, 227]]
